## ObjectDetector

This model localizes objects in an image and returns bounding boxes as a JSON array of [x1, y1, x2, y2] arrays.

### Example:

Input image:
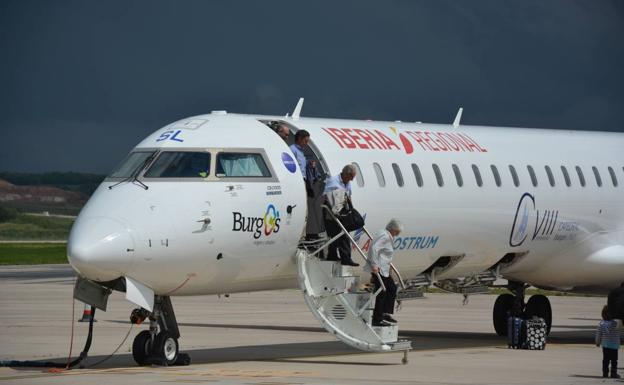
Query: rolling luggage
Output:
[[525, 317, 547, 350], [507, 316, 526, 349]]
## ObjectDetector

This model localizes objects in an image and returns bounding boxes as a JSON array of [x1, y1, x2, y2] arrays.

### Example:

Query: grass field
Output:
[[0, 243, 68, 265], [0, 214, 74, 241]]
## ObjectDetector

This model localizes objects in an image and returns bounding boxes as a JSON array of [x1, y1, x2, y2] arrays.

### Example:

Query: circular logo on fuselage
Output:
[[281, 152, 297, 173]]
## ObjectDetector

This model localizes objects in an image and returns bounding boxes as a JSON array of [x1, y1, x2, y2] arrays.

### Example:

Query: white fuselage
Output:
[[67, 112, 624, 296]]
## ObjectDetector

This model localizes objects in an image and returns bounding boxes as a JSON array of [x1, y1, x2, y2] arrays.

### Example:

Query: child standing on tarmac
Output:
[[596, 305, 622, 378]]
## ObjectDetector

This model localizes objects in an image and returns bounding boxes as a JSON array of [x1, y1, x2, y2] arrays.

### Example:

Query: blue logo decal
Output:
[[509, 193, 559, 247], [281, 152, 297, 173]]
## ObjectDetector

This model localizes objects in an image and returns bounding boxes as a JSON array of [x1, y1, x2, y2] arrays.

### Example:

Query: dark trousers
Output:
[[372, 274, 397, 323], [603, 347, 618, 376], [325, 219, 352, 263]]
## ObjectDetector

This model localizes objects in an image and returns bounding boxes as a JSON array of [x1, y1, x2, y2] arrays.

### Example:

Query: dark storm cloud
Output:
[[1, 0, 623, 173]]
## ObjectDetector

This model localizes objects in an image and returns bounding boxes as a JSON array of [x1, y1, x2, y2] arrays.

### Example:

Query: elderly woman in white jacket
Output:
[[365, 219, 403, 327]]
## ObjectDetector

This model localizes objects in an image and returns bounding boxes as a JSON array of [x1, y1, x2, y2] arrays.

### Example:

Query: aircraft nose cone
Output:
[[68, 216, 135, 282]]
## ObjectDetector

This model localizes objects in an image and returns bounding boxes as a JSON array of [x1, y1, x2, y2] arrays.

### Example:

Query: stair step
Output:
[[372, 324, 399, 343], [318, 276, 357, 296], [317, 260, 359, 278], [331, 262, 359, 278], [389, 339, 412, 351]]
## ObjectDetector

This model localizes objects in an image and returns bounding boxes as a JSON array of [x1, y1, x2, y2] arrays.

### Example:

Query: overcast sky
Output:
[[1, 0, 623, 173]]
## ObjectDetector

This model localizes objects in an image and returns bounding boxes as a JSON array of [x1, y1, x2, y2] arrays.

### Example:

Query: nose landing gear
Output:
[[130, 296, 189, 366]]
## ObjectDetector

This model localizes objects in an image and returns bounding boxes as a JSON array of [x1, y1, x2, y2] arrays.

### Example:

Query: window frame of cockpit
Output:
[[142, 149, 213, 180], [106, 148, 160, 180], [214, 148, 278, 183], [107, 147, 279, 183]]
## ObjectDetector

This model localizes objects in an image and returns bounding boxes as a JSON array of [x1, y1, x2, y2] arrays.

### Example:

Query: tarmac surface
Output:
[[0, 264, 615, 384]]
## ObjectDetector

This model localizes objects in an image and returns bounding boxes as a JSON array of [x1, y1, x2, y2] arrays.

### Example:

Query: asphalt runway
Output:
[[0, 265, 612, 384]]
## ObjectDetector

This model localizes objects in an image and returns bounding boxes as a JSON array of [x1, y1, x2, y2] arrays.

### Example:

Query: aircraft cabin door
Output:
[[260, 120, 329, 237]]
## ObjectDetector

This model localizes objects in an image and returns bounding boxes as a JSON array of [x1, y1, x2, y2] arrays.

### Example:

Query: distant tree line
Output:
[[0, 172, 106, 196], [0, 205, 18, 222]]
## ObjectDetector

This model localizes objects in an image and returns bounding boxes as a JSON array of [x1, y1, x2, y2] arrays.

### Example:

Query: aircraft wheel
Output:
[[155, 331, 179, 366], [493, 293, 515, 336], [608, 286, 624, 320], [132, 330, 153, 366], [526, 294, 552, 335]]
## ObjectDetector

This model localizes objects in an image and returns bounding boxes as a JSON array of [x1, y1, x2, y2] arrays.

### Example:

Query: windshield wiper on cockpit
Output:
[[108, 152, 157, 191]]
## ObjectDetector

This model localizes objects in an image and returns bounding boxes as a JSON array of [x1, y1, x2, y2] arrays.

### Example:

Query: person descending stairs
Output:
[[364, 219, 403, 327]]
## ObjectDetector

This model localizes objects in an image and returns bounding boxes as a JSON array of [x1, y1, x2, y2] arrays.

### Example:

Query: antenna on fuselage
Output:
[[453, 107, 463, 128], [292, 97, 304, 121]]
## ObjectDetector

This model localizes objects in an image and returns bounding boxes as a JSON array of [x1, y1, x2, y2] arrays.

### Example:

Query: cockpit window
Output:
[[144, 152, 211, 178], [216, 153, 271, 177], [109, 151, 156, 178]]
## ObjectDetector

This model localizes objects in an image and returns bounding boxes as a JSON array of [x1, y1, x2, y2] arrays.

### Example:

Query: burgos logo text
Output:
[[232, 204, 281, 239]]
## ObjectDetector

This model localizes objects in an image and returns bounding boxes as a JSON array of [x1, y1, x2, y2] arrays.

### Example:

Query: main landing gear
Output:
[[130, 296, 190, 366], [492, 281, 552, 336]]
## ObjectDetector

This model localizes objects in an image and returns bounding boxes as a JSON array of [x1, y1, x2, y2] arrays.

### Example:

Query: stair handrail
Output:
[[360, 227, 407, 290], [320, 205, 386, 292]]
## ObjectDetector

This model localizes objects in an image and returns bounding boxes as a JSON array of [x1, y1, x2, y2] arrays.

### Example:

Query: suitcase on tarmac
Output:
[[507, 316, 526, 349], [525, 317, 547, 350]]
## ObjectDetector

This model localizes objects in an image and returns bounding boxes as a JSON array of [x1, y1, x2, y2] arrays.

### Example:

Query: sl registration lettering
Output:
[[156, 130, 185, 142]]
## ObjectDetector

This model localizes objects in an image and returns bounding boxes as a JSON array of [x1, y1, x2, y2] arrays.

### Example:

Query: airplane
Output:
[[67, 99, 624, 366]]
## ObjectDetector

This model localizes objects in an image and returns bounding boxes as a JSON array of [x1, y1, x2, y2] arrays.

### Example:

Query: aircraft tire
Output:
[[525, 294, 552, 335], [155, 331, 179, 366], [132, 330, 152, 366], [493, 293, 515, 336], [608, 286, 624, 320]]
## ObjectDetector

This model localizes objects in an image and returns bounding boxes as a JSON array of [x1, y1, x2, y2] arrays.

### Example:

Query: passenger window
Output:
[[561, 166, 571, 187], [432, 164, 444, 187], [352, 162, 364, 187], [490, 165, 501, 187], [452, 164, 463, 187], [608, 166, 618, 187], [215, 153, 270, 177], [544, 166, 555, 187], [412, 164, 423, 187], [145, 152, 211, 178], [373, 163, 386, 187], [110, 151, 156, 178], [472, 164, 483, 187], [527, 165, 538, 187], [592, 166, 602, 187], [509, 165, 519, 187], [392, 163, 404, 187], [576, 166, 586, 187]]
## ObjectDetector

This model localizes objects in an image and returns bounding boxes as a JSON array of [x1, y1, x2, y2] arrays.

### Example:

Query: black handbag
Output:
[[338, 206, 365, 232]]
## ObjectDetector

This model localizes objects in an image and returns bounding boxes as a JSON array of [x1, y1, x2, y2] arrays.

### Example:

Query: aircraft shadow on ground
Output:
[[10, 321, 595, 371], [175, 321, 594, 345]]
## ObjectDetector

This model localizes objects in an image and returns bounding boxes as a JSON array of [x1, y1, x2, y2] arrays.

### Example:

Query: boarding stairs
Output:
[[296, 207, 412, 354]]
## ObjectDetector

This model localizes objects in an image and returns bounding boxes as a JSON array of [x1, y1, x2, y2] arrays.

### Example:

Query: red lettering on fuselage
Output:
[[406, 131, 431, 151], [344, 128, 368, 149], [374, 130, 400, 150], [321, 128, 344, 148], [366, 129, 387, 149], [353, 129, 382, 149], [324, 127, 356, 148], [322, 127, 488, 153]]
